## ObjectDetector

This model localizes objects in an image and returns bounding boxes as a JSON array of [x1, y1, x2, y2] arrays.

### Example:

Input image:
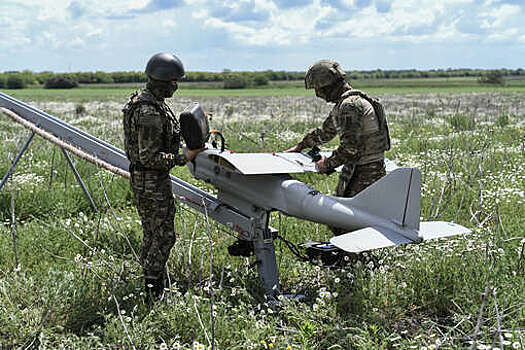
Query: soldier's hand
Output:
[[315, 156, 329, 174], [285, 144, 303, 153], [185, 147, 207, 162]]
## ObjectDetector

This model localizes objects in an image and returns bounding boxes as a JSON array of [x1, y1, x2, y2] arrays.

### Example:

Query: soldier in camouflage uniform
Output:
[[123, 53, 203, 298], [286, 60, 391, 235]]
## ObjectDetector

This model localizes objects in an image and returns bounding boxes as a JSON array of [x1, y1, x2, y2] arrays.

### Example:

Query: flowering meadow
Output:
[[0, 91, 523, 349]]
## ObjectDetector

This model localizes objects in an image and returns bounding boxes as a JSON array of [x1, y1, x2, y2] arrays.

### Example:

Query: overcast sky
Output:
[[1, 0, 523, 72]]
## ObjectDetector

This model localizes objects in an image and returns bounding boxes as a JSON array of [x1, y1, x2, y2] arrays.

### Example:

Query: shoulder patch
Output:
[[340, 97, 364, 115]]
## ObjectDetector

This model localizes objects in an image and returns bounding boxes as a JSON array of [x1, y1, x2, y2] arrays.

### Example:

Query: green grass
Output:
[[0, 91, 524, 349], [3, 85, 524, 103], [3, 76, 525, 102]]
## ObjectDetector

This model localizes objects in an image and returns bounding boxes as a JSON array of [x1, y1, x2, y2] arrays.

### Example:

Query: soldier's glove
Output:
[[307, 146, 322, 161]]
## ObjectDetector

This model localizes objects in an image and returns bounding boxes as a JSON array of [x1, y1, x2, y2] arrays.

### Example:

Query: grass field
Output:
[[2, 77, 525, 102], [0, 87, 524, 349]]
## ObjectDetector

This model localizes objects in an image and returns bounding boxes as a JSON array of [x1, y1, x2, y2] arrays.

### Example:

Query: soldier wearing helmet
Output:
[[286, 60, 391, 235], [123, 52, 204, 299]]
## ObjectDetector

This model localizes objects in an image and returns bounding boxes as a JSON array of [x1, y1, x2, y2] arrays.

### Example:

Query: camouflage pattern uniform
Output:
[[298, 89, 390, 235], [122, 88, 186, 283]]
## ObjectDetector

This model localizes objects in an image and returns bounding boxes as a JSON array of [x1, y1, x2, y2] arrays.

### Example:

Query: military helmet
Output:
[[305, 60, 346, 89], [145, 52, 185, 81]]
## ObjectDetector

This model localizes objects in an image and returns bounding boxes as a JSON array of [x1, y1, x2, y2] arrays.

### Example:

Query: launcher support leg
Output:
[[0, 131, 35, 193], [61, 148, 98, 212], [253, 211, 281, 298]]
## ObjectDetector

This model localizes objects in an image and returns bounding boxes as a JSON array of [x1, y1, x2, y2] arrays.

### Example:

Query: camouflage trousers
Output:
[[130, 169, 176, 281], [330, 160, 386, 236]]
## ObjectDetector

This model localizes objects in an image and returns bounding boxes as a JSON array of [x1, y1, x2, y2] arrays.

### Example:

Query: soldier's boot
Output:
[[145, 278, 165, 302]]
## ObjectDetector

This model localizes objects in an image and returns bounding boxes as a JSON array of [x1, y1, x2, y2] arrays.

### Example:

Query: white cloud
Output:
[[199, 0, 324, 46], [204, 17, 294, 45], [162, 19, 177, 30], [0, 0, 524, 71], [480, 4, 521, 29], [86, 28, 103, 39], [488, 27, 519, 40], [70, 37, 86, 48]]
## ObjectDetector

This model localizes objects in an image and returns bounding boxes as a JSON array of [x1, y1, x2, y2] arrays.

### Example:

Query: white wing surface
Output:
[[204, 148, 398, 175], [330, 226, 414, 253]]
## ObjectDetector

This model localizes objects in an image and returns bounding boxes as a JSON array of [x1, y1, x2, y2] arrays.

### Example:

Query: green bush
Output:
[[94, 71, 113, 84], [223, 74, 250, 89], [0, 75, 6, 88], [75, 104, 86, 115], [44, 75, 79, 89], [253, 74, 269, 86], [35, 71, 55, 85], [478, 70, 505, 85], [6, 74, 26, 89]]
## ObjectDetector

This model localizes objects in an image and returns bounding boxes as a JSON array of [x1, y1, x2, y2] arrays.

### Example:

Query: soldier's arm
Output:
[[324, 99, 363, 170], [136, 105, 179, 170], [297, 112, 337, 150], [166, 104, 188, 166]]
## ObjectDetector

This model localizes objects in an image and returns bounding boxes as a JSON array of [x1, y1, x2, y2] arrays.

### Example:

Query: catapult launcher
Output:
[[0, 92, 470, 297]]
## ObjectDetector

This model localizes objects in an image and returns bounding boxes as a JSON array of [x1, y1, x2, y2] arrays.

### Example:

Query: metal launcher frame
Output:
[[0, 92, 281, 297]]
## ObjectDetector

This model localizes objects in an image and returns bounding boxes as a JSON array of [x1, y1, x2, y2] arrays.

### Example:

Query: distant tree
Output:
[[478, 70, 505, 85], [110, 71, 146, 83], [76, 72, 97, 84], [94, 71, 113, 83], [6, 74, 26, 89], [20, 70, 37, 86], [223, 73, 249, 89], [44, 75, 78, 89], [0, 74, 6, 88], [35, 71, 55, 85], [253, 73, 269, 86], [110, 72, 128, 83]]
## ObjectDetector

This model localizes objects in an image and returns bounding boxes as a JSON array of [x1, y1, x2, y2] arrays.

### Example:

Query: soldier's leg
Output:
[[132, 172, 176, 298], [344, 161, 386, 197], [329, 164, 356, 236], [142, 195, 176, 280], [329, 161, 386, 236]]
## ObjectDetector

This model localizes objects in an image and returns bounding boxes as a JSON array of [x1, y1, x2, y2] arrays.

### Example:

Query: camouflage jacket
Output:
[[122, 89, 186, 171], [298, 89, 390, 169]]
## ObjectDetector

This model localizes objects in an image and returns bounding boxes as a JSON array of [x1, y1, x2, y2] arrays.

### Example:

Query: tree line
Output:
[[1, 68, 523, 89]]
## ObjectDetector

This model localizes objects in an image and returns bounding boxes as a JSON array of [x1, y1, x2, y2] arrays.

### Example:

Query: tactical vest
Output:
[[336, 89, 391, 160], [122, 90, 181, 167]]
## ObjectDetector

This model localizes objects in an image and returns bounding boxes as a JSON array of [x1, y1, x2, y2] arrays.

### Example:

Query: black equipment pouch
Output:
[[179, 103, 210, 150], [299, 241, 380, 269]]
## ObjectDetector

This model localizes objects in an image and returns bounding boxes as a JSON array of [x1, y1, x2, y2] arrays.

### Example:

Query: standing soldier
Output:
[[123, 52, 203, 299], [286, 60, 391, 235]]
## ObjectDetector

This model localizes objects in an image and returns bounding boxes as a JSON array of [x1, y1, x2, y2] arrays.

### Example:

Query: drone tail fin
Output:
[[350, 167, 421, 230]]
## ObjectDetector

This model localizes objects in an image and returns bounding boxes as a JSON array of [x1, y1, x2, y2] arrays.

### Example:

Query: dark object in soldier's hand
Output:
[[180, 103, 210, 150], [307, 146, 322, 161], [308, 146, 335, 175]]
